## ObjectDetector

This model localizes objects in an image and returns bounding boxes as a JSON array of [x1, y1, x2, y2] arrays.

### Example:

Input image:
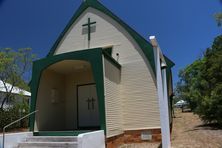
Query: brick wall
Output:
[[106, 129, 161, 148]]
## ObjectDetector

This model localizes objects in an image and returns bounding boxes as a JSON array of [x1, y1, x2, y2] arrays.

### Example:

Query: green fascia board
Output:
[[164, 54, 174, 98], [164, 55, 175, 68], [102, 50, 121, 69], [30, 48, 106, 135], [103, 47, 113, 56], [46, 0, 156, 76]]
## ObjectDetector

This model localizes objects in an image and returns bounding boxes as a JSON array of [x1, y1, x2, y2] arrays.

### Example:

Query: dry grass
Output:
[[119, 109, 222, 148], [171, 109, 222, 148]]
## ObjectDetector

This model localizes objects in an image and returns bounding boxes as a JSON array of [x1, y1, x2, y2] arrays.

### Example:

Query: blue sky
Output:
[[0, 0, 221, 86]]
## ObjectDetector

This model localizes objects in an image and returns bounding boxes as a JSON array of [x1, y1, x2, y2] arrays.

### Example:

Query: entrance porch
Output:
[[29, 48, 106, 135]]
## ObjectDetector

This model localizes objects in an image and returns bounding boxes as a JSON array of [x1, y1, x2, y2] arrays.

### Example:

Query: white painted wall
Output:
[[104, 58, 122, 138], [0, 132, 32, 148], [36, 69, 66, 131], [120, 60, 160, 130], [78, 130, 105, 148]]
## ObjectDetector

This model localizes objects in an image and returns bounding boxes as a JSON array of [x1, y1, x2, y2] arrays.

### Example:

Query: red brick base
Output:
[[106, 129, 161, 148]]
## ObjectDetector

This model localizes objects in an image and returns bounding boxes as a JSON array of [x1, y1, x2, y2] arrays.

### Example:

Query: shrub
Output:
[[0, 101, 30, 132]]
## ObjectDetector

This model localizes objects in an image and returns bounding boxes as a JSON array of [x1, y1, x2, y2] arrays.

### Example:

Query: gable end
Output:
[[47, 0, 156, 75]]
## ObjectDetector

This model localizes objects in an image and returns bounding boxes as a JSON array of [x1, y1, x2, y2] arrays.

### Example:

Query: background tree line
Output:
[[175, 35, 222, 126]]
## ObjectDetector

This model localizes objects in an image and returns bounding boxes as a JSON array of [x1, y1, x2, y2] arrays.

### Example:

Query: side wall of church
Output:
[[104, 57, 122, 138]]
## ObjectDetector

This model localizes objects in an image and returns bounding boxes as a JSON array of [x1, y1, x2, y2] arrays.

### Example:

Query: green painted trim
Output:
[[46, 0, 157, 76], [103, 47, 113, 56], [30, 48, 106, 135], [29, 62, 42, 131], [164, 55, 175, 68], [33, 131, 91, 136], [102, 50, 121, 69]]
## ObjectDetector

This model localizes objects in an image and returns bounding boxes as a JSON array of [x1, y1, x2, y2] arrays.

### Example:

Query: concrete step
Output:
[[17, 142, 78, 148], [25, 136, 77, 142], [17, 136, 78, 148]]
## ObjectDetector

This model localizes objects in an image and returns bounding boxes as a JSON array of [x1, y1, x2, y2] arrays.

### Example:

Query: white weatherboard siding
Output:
[[104, 58, 122, 138], [120, 60, 160, 130], [54, 8, 143, 64], [53, 6, 160, 133]]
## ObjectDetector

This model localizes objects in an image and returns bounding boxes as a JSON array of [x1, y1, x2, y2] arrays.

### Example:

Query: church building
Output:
[[30, 0, 174, 147]]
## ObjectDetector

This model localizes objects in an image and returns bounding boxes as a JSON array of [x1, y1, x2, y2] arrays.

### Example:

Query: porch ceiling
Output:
[[47, 60, 91, 75]]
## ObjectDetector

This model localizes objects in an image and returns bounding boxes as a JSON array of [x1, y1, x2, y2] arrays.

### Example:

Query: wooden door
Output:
[[78, 84, 100, 128]]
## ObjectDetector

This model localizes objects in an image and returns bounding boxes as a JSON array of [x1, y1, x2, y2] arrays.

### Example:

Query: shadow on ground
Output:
[[184, 123, 222, 133]]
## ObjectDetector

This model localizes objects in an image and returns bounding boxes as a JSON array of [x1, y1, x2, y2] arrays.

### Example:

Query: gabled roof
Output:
[[47, 0, 157, 74]]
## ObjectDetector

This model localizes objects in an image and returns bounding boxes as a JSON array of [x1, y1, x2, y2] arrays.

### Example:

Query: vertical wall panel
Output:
[[104, 58, 123, 138], [120, 60, 161, 130]]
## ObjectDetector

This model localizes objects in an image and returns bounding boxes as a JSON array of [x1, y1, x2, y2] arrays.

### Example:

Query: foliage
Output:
[[0, 100, 30, 131], [176, 35, 222, 125], [0, 48, 35, 109], [214, 13, 222, 27], [214, 0, 222, 27]]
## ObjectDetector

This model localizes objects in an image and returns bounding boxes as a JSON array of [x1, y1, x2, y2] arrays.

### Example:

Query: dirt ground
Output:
[[120, 109, 222, 148], [171, 109, 222, 148]]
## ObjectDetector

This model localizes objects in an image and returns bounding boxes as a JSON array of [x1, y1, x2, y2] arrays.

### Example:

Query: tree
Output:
[[0, 48, 35, 109], [215, 0, 222, 26], [175, 59, 205, 110], [176, 35, 222, 126], [215, 13, 222, 26]]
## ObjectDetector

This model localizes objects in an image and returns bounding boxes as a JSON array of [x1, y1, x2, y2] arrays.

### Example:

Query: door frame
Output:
[[77, 83, 100, 130]]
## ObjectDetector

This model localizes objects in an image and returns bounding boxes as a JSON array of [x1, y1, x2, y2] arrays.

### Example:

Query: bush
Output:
[[0, 102, 30, 132]]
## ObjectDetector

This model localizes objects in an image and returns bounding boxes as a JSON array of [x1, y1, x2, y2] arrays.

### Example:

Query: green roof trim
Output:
[[46, 0, 157, 75], [30, 48, 106, 134], [164, 54, 175, 97], [102, 50, 121, 69], [164, 55, 175, 68]]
